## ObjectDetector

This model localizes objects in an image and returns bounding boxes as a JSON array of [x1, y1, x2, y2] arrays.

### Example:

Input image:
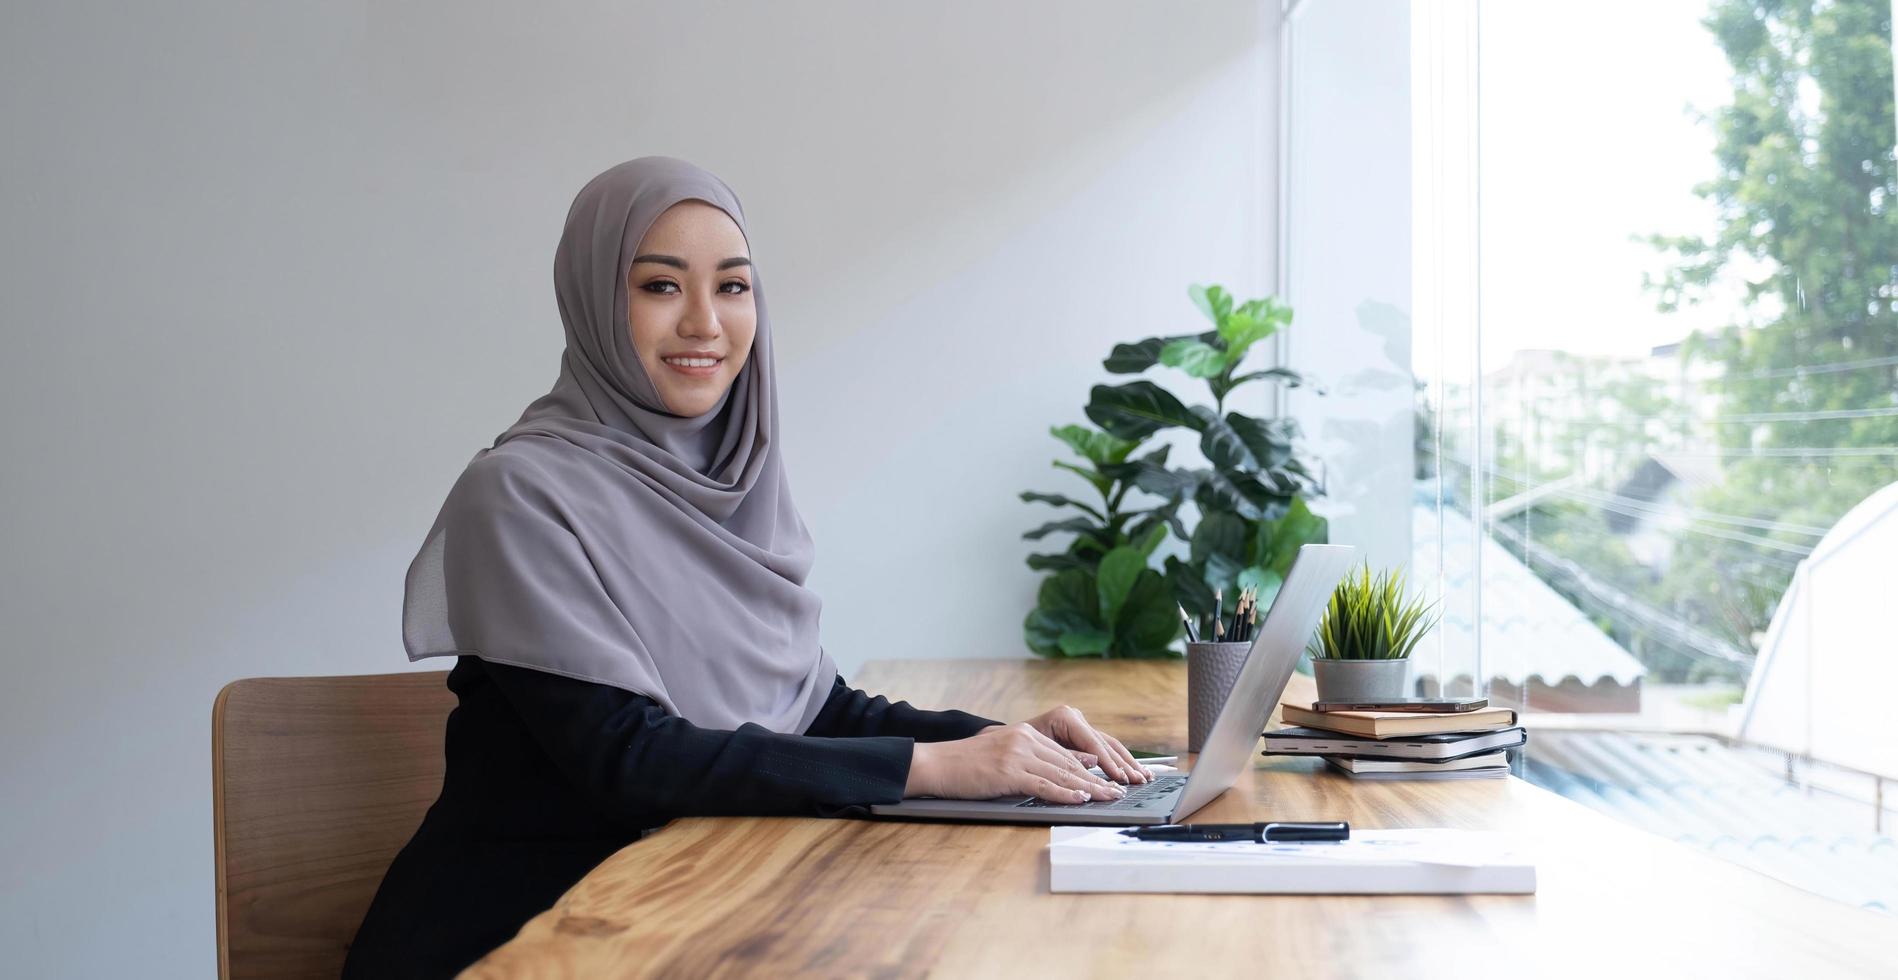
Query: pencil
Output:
[[1177, 603, 1198, 643], [1212, 588, 1222, 642]]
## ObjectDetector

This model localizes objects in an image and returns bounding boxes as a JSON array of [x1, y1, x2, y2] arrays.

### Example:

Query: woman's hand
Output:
[[1023, 704, 1153, 785], [904, 723, 1128, 804]]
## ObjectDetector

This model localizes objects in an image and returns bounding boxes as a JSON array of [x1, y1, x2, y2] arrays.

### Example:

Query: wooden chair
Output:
[[212, 671, 456, 979]]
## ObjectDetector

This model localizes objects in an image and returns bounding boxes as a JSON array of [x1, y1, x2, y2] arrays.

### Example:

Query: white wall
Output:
[[0, 1, 1282, 975]]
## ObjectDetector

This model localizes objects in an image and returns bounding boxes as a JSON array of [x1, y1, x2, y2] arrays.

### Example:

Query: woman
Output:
[[342, 157, 1152, 978]]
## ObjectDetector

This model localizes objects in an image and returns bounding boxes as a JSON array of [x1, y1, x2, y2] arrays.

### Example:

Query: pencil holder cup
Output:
[[1186, 641, 1251, 753]]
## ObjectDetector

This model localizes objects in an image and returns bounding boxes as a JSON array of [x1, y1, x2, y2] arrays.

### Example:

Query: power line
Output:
[[1462, 443, 1898, 460], [1436, 451, 1837, 537], [1552, 484, 1832, 538], [1511, 405, 1898, 425], [1512, 508, 1798, 595], [1660, 446, 1898, 458], [1533, 485, 1815, 557], [1723, 353, 1898, 381]]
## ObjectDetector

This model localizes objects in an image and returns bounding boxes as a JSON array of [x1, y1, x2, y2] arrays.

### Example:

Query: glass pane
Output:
[[1467, 0, 1898, 912]]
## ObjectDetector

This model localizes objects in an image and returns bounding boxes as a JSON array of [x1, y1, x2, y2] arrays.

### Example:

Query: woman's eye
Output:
[[641, 280, 747, 295]]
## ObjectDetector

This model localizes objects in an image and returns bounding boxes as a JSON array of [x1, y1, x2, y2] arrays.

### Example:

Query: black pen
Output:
[[1118, 821, 1350, 843]]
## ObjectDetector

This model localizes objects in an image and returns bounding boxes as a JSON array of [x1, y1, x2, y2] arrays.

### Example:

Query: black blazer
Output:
[[342, 655, 1002, 979]]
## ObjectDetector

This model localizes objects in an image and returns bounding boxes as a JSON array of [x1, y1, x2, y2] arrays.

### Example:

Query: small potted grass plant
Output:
[[1306, 563, 1440, 701]]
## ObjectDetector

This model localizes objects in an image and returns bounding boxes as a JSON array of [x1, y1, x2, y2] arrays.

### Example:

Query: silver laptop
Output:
[[869, 543, 1358, 825]]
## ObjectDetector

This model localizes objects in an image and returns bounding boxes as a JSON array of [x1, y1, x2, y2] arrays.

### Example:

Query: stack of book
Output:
[[1260, 702, 1527, 780]]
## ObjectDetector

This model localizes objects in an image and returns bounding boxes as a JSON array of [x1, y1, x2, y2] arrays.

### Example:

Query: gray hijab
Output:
[[401, 155, 837, 735]]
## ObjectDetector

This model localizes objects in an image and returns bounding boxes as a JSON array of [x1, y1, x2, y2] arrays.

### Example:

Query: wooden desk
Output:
[[465, 659, 1896, 978]]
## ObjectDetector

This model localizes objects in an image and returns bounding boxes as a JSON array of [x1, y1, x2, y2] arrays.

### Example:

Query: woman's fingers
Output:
[[1024, 758, 1115, 802], [1024, 725, 1108, 790], [1017, 725, 1116, 797], [1098, 731, 1152, 783], [1025, 773, 1089, 804], [1028, 737, 1121, 796], [1055, 708, 1144, 784]]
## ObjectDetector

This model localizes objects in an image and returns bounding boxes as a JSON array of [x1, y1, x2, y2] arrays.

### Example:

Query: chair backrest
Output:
[[212, 671, 455, 979]]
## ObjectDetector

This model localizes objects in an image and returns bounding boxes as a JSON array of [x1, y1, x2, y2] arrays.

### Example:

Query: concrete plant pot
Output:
[[1310, 658, 1411, 702]]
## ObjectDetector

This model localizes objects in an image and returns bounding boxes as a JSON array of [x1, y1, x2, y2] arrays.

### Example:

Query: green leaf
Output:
[[1228, 367, 1309, 390], [1202, 552, 1245, 596], [1198, 415, 1258, 471], [1025, 606, 1097, 657], [1166, 554, 1216, 620], [1131, 521, 1169, 559], [1226, 472, 1295, 523], [1025, 551, 1094, 572], [1127, 500, 1188, 543], [1115, 569, 1181, 654], [1049, 424, 1136, 465], [1259, 295, 1293, 327], [1085, 381, 1203, 441], [1160, 339, 1228, 378], [1225, 413, 1295, 470], [1019, 489, 1106, 522], [1096, 442, 1167, 480], [1037, 568, 1099, 619], [1096, 546, 1149, 628], [1057, 628, 1114, 657], [1237, 566, 1284, 611], [1188, 283, 1233, 325], [1194, 470, 1264, 521], [1217, 312, 1277, 368], [1254, 496, 1325, 578], [1100, 447, 1198, 504], [1051, 460, 1112, 499], [1021, 516, 1111, 546], [1189, 510, 1248, 565], [1105, 332, 1222, 374], [1102, 337, 1169, 374]]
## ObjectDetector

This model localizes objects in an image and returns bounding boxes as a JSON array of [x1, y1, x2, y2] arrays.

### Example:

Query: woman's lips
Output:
[[662, 358, 722, 378]]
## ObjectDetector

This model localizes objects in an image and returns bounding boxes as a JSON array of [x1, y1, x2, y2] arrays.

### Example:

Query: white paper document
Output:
[[1048, 826, 1537, 894]]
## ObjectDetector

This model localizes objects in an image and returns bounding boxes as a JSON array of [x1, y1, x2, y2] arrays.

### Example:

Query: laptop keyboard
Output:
[[1015, 773, 1186, 810]]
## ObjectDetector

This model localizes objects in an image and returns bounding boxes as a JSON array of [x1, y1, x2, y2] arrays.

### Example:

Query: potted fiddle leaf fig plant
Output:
[[1306, 563, 1440, 700], [1085, 283, 1328, 634], [1020, 282, 1327, 659]]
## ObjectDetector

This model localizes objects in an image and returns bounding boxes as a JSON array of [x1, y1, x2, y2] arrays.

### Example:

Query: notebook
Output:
[[1323, 759, 1510, 780], [1047, 825, 1537, 894], [1260, 726, 1528, 761], [1327, 751, 1509, 773], [1279, 703, 1519, 739]]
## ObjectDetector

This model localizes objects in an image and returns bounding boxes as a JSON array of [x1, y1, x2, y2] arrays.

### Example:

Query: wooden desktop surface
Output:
[[464, 658, 1896, 978]]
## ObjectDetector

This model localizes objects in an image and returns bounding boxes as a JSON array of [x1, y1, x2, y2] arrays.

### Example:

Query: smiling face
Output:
[[626, 199, 757, 417]]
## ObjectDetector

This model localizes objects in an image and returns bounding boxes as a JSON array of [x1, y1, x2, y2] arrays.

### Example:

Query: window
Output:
[[1288, 0, 1898, 912]]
